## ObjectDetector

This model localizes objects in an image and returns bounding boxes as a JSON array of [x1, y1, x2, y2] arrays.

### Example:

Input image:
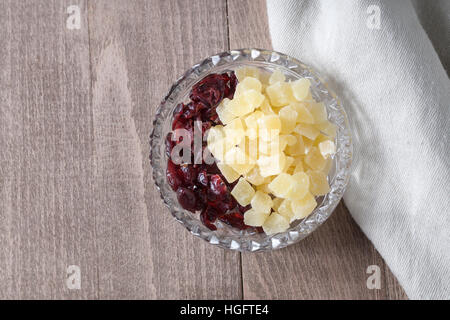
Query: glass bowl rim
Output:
[[150, 48, 353, 252]]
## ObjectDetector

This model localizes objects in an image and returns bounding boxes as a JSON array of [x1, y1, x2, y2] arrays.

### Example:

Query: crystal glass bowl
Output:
[[150, 49, 352, 252]]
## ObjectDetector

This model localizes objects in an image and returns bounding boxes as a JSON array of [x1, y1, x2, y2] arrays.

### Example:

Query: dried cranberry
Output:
[[190, 74, 225, 107], [197, 169, 208, 187], [200, 206, 218, 230], [166, 160, 182, 191], [176, 187, 197, 213], [208, 174, 228, 201], [179, 165, 197, 185], [219, 211, 250, 230]]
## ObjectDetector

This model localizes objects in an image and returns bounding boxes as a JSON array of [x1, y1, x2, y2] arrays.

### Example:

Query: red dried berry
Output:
[[179, 165, 197, 185], [190, 74, 226, 107], [219, 211, 250, 230], [200, 206, 218, 230], [166, 160, 182, 191], [197, 169, 208, 187], [176, 187, 197, 213]]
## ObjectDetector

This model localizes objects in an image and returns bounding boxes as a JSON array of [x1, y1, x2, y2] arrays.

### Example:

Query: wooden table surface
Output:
[[0, 0, 407, 299]]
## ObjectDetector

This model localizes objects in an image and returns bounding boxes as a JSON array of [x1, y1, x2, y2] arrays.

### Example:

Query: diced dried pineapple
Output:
[[238, 136, 258, 160], [284, 134, 305, 156], [291, 102, 314, 124], [289, 171, 310, 200], [268, 69, 286, 84], [282, 134, 297, 146], [294, 123, 320, 140], [318, 140, 336, 158], [266, 82, 293, 107], [244, 208, 270, 227], [240, 76, 262, 92], [236, 67, 260, 82], [278, 199, 294, 220], [256, 182, 272, 194], [262, 212, 290, 235], [227, 89, 263, 117], [290, 192, 317, 221], [217, 162, 240, 183], [259, 137, 284, 155], [291, 78, 311, 101], [293, 159, 304, 174], [231, 178, 255, 206], [283, 156, 295, 172], [257, 115, 281, 141], [257, 153, 286, 177], [224, 146, 255, 175], [307, 102, 328, 123], [268, 173, 296, 198], [304, 146, 326, 171], [259, 98, 275, 115], [279, 105, 298, 134], [315, 121, 337, 138], [307, 170, 330, 195], [224, 118, 245, 145], [216, 98, 237, 124], [272, 197, 283, 211], [207, 125, 229, 161], [251, 191, 273, 214], [244, 167, 265, 186]]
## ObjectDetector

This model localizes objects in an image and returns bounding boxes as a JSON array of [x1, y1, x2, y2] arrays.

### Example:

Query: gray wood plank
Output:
[[227, 0, 407, 299], [0, 0, 98, 299], [87, 0, 242, 299]]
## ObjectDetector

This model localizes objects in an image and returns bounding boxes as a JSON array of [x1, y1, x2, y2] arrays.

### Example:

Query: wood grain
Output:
[[227, 0, 407, 300], [0, 0, 98, 299], [87, 0, 241, 299]]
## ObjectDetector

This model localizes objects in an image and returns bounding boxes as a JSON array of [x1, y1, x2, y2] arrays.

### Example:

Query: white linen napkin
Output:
[[266, 0, 450, 299]]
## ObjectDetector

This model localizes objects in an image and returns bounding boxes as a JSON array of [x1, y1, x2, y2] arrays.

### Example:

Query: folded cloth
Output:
[[266, 0, 450, 299]]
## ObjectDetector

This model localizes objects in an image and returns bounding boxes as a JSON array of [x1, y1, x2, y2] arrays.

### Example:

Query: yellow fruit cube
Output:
[[282, 134, 297, 146], [290, 102, 314, 124], [236, 67, 260, 82], [272, 197, 283, 211], [294, 123, 320, 140], [278, 199, 294, 220], [279, 105, 298, 134], [262, 212, 290, 235], [231, 178, 255, 206], [207, 125, 229, 161], [251, 191, 273, 214], [268, 173, 296, 198], [290, 192, 317, 221], [224, 118, 245, 145], [224, 147, 255, 175], [266, 82, 293, 107], [304, 146, 327, 171], [315, 121, 337, 138], [303, 137, 314, 154], [268, 69, 286, 84], [242, 89, 265, 111], [259, 98, 275, 115], [318, 140, 336, 158], [217, 162, 240, 183], [244, 111, 264, 140], [289, 172, 310, 200], [238, 137, 258, 160], [257, 153, 286, 177], [259, 137, 284, 155], [293, 159, 304, 174], [240, 76, 262, 92], [257, 115, 282, 141], [283, 156, 295, 172], [244, 167, 266, 186], [307, 170, 330, 196], [285, 134, 305, 156], [291, 78, 311, 101], [244, 208, 270, 227], [256, 182, 272, 194], [307, 102, 328, 123], [216, 98, 236, 124]]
